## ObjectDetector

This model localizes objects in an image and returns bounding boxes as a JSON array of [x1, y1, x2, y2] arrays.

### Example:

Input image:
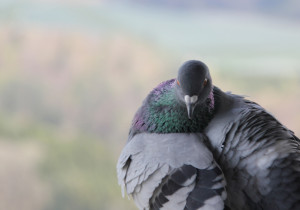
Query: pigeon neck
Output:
[[129, 80, 218, 137]]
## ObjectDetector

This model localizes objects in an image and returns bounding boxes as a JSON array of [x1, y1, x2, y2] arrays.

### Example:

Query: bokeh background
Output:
[[0, 0, 300, 209]]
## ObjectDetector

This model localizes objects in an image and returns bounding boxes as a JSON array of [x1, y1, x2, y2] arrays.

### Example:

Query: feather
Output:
[[117, 133, 227, 210]]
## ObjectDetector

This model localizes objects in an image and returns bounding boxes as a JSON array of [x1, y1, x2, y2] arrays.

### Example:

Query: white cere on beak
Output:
[[184, 95, 198, 104]]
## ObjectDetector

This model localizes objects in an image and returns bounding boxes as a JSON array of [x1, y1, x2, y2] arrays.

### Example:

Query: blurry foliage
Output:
[[41, 134, 133, 210], [0, 18, 162, 209], [0, 115, 135, 210]]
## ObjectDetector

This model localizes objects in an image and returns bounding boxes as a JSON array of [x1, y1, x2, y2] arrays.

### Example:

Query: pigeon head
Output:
[[129, 60, 216, 136], [176, 60, 213, 119]]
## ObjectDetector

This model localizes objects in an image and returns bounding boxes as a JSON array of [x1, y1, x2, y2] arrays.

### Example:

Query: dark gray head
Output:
[[176, 60, 213, 119]]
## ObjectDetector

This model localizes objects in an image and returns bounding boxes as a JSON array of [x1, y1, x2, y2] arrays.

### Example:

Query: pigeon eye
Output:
[[177, 80, 180, 86], [203, 78, 208, 86]]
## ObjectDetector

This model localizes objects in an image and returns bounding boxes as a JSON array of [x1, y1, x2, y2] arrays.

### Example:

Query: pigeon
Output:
[[117, 60, 227, 210], [117, 60, 300, 210]]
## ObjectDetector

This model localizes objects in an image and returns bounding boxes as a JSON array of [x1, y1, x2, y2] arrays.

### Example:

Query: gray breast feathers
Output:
[[117, 133, 227, 210]]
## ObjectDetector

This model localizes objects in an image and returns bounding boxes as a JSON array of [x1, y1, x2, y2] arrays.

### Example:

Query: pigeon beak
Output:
[[186, 103, 194, 119], [184, 95, 198, 119]]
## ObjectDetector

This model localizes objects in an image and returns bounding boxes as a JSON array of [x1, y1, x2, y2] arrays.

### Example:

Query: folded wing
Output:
[[117, 133, 227, 210]]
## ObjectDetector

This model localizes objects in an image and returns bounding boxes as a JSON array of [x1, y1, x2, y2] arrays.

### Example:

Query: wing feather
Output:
[[117, 133, 227, 210]]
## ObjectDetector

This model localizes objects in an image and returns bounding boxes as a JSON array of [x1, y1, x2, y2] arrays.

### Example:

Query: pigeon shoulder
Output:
[[204, 87, 247, 151], [205, 86, 298, 151], [205, 87, 300, 210]]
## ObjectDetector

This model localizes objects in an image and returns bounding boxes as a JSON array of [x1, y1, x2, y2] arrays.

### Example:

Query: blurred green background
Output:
[[0, 0, 300, 209]]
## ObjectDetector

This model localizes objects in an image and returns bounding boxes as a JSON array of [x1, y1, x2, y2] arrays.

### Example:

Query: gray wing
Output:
[[205, 89, 300, 210], [117, 133, 227, 210]]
